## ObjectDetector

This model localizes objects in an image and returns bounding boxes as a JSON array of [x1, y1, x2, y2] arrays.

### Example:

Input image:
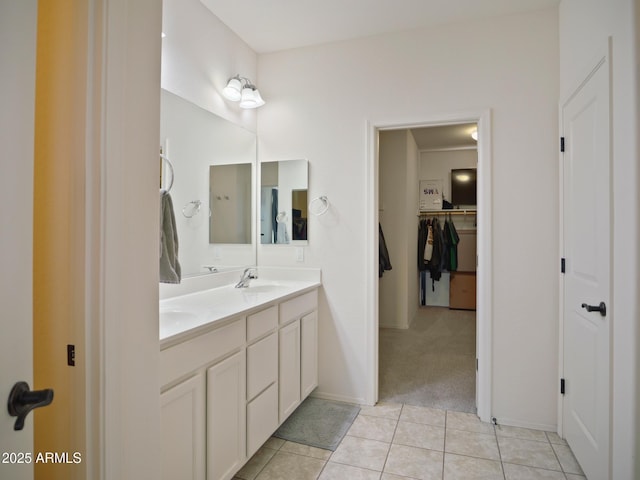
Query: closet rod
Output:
[[417, 210, 476, 217]]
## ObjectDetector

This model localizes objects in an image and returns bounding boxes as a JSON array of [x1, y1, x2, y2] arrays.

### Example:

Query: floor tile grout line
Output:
[[242, 442, 284, 480], [549, 440, 569, 476], [378, 403, 404, 476], [314, 452, 329, 480], [442, 410, 448, 480], [492, 421, 507, 480], [318, 458, 391, 479], [279, 439, 334, 458]]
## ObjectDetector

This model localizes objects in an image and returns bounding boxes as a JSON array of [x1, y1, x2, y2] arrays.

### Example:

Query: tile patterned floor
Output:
[[233, 403, 587, 480]]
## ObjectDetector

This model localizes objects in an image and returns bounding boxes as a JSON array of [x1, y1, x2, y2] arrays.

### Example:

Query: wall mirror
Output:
[[160, 88, 256, 276], [260, 159, 308, 245], [209, 164, 252, 244]]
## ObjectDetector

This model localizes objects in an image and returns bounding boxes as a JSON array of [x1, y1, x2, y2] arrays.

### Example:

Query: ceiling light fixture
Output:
[[222, 75, 265, 109]]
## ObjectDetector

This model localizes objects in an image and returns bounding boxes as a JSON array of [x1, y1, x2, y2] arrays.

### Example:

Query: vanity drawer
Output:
[[279, 290, 318, 325], [246, 332, 278, 401], [247, 382, 278, 457], [160, 318, 245, 388], [247, 305, 278, 343]]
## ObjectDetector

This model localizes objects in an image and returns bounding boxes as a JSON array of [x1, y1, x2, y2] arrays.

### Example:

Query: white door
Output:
[[562, 53, 610, 480], [0, 2, 38, 479]]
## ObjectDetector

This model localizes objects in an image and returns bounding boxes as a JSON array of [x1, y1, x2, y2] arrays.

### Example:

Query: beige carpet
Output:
[[379, 306, 476, 413]]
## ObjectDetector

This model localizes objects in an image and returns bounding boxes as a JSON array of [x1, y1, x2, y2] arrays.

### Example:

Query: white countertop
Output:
[[160, 268, 321, 348]]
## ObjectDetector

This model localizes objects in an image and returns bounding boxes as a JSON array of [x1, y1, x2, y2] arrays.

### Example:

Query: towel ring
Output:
[[182, 200, 202, 218], [309, 196, 329, 216], [160, 154, 175, 192]]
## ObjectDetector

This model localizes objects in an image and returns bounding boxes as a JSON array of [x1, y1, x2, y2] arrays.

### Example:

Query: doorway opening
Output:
[[378, 124, 478, 413], [366, 111, 492, 421]]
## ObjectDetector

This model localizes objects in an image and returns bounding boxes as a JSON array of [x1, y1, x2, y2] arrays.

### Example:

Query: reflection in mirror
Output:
[[160, 89, 256, 277], [260, 160, 308, 245], [209, 164, 252, 244]]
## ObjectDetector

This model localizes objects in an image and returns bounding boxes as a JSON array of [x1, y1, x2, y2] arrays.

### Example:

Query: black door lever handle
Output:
[[581, 302, 606, 317], [7, 381, 54, 431]]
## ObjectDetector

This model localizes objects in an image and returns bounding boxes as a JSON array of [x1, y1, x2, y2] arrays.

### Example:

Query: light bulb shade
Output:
[[222, 77, 242, 101], [239, 86, 256, 108], [239, 86, 265, 108], [252, 88, 265, 107]]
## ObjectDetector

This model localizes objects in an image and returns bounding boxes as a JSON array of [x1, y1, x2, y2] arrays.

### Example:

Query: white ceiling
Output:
[[200, 0, 560, 54], [410, 123, 478, 151]]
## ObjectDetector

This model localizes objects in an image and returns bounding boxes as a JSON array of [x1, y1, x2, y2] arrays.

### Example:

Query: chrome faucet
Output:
[[235, 268, 258, 288]]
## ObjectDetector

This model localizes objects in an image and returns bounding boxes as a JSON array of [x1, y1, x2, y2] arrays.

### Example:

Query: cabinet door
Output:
[[300, 311, 318, 399], [161, 375, 206, 480], [207, 351, 246, 480], [279, 319, 301, 422]]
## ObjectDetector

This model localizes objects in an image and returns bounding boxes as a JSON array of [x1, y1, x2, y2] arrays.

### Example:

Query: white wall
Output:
[[559, 1, 639, 478], [379, 130, 419, 329], [258, 8, 560, 425], [161, 0, 258, 132]]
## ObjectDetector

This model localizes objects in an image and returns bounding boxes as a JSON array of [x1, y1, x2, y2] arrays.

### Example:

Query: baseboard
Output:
[[311, 390, 367, 406], [493, 416, 557, 433]]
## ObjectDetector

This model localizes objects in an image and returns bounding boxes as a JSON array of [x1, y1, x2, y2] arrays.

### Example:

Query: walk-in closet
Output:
[[378, 124, 478, 413]]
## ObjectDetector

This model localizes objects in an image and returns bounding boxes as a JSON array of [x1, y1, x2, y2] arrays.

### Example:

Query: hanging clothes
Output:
[[426, 217, 444, 291], [379, 223, 392, 277], [271, 188, 278, 243], [424, 221, 434, 262], [445, 215, 460, 271], [443, 219, 452, 271], [276, 212, 289, 244], [417, 218, 428, 271]]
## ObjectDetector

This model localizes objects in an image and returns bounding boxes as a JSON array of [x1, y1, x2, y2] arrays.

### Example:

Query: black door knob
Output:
[[7, 381, 54, 431], [581, 302, 607, 317]]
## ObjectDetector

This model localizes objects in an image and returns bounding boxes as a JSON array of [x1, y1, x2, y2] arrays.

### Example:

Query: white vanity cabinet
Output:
[[207, 350, 246, 480], [160, 286, 319, 480], [278, 290, 319, 422], [160, 318, 245, 480], [160, 374, 206, 480]]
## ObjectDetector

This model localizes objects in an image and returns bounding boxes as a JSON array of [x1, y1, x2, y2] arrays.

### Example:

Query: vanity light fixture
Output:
[[222, 75, 265, 109], [470, 128, 478, 141]]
